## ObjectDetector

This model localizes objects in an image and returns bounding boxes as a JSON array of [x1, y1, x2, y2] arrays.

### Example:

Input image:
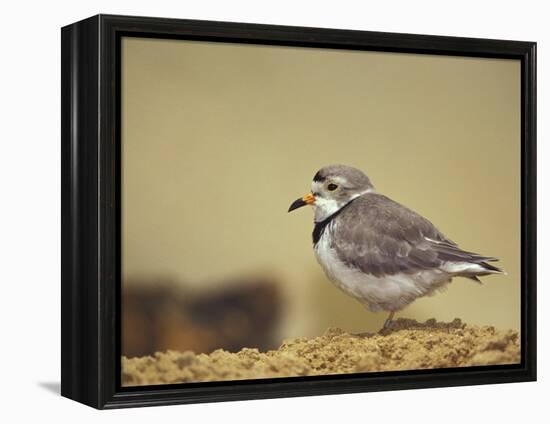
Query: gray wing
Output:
[[331, 194, 500, 278]]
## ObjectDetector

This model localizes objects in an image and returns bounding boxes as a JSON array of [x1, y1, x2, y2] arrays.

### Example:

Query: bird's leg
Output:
[[383, 311, 395, 329]]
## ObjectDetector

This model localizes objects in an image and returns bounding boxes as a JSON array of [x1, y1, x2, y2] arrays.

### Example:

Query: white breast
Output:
[[313, 222, 453, 312]]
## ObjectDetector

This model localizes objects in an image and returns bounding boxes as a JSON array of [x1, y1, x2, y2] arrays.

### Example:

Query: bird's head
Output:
[[288, 165, 375, 222]]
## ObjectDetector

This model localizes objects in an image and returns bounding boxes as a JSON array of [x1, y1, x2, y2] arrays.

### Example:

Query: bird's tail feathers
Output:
[[479, 261, 505, 274], [459, 261, 506, 284], [427, 237, 505, 280]]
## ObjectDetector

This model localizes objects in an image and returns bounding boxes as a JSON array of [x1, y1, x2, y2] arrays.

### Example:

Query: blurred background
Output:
[[121, 37, 520, 357]]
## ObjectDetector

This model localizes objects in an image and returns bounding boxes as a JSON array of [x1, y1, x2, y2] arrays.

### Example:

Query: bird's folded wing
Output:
[[331, 194, 496, 278]]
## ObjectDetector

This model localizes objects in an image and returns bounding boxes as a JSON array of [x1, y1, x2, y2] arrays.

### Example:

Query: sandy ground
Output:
[[122, 318, 520, 386]]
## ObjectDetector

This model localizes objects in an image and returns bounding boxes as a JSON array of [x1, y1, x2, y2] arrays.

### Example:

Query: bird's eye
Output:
[[327, 183, 338, 191]]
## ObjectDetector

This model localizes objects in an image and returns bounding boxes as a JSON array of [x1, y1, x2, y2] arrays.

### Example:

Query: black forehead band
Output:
[[313, 171, 326, 182]]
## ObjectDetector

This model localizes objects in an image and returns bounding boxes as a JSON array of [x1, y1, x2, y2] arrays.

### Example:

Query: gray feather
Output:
[[329, 193, 502, 278]]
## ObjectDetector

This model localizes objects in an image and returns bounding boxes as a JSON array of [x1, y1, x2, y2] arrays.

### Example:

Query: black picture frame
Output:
[[61, 14, 537, 409]]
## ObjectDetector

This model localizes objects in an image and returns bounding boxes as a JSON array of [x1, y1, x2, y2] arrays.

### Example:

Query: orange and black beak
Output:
[[288, 193, 315, 212]]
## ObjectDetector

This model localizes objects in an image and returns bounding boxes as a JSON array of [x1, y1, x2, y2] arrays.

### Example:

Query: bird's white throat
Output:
[[313, 190, 373, 222]]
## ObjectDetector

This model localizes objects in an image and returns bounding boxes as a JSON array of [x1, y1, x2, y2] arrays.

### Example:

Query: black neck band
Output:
[[312, 198, 357, 246]]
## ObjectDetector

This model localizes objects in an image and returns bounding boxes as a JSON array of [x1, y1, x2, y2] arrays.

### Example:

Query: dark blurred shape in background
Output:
[[122, 278, 283, 357]]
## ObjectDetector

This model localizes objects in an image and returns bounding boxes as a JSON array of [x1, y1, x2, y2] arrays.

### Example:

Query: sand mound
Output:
[[122, 318, 520, 386]]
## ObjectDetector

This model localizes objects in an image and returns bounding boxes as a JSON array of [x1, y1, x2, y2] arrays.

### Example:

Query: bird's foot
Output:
[[383, 318, 394, 329], [381, 311, 396, 331]]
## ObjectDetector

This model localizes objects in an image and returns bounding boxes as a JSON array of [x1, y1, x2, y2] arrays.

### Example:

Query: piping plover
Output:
[[288, 165, 503, 328]]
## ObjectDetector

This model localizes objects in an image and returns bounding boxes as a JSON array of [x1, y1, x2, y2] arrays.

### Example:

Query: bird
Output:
[[288, 164, 503, 329]]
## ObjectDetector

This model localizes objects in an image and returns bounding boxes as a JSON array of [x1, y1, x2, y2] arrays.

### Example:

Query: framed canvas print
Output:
[[61, 14, 536, 409]]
